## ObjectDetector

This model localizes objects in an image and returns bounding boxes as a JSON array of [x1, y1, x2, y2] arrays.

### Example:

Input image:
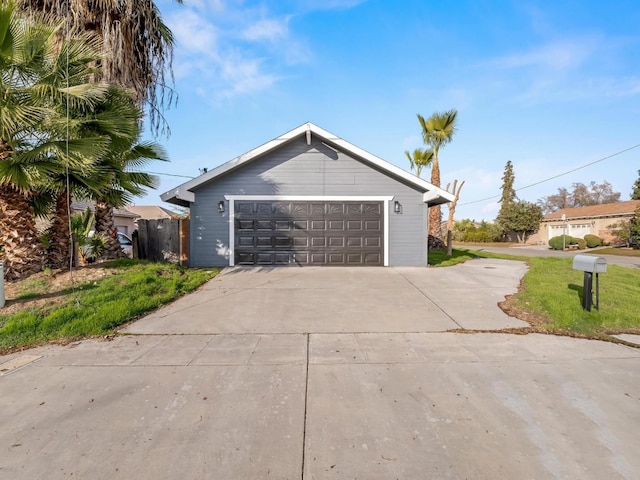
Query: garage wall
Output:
[[189, 136, 427, 267]]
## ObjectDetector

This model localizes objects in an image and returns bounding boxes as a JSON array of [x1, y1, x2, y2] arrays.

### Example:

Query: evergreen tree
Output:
[[496, 160, 517, 234], [632, 170, 640, 200]]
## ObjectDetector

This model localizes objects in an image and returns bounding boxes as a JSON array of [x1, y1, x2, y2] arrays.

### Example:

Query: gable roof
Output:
[[161, 122, 455, 207], [126, 205, 176, 220], [543, 200, 640, 221]]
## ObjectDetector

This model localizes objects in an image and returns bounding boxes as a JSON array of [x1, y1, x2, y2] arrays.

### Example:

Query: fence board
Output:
[[136, 219, 183, 263]]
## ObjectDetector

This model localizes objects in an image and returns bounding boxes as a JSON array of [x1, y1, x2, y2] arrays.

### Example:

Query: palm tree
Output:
[[404, 148, 434, 178], [417, 109, 458, 240], [83, 87, 168, 259], [94, 141, 167, 259], [0, 3, 109, 280], [16, 0, 181, 135]]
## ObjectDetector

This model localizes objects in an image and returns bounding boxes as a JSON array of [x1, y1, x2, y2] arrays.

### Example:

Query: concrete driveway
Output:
[[2, 260, 640, 479]]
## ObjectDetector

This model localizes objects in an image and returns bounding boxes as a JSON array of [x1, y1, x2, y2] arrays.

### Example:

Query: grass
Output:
[[430, 248, 640, 337], [592, 247, 640, 257], [0, 260, 219, 354]]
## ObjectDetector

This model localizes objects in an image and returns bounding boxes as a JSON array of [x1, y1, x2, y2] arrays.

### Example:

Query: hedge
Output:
[[548, 235, 586, 250], [584, 234, 603, 248]]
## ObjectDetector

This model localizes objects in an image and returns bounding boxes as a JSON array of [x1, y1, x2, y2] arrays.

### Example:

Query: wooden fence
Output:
[[134, 218, 189, 265]]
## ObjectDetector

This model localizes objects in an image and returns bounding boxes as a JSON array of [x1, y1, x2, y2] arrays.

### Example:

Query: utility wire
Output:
[[458, 143, 640, 206], [147, 171, 195, 179]]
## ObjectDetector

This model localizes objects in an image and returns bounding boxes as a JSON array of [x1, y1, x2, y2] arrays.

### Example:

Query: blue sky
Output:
[[143, 0, 640, 220]]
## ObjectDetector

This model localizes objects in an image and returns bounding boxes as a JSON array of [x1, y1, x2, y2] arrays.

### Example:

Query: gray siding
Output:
[[189, 136, 427, 267]]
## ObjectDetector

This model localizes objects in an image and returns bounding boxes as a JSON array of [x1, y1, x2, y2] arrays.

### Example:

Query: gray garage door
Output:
[[234, 200, 383, 266]]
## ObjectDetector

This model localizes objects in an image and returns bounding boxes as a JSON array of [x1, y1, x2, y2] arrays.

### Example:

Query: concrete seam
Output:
[[396, 270, 465, 329], [246, 336, 262, 365], [187, 336, 215, 366], [301, 333, 310, 480]]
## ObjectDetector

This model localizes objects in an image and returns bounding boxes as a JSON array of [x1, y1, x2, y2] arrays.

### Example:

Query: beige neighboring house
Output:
[[125, 205, 177, 221], [527, 200, 640, 245]]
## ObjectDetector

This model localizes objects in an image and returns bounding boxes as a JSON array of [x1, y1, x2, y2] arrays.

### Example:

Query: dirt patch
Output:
[[2, 265, 122, 316]]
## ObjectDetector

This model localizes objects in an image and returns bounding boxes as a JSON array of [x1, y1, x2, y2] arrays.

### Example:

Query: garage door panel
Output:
[[255, 220, 272, 230], [347, 220, 363, 230], [365, 237, 380, 247], [311, 253, 326, 264], [292, 203, 309, 215], [365, 220, 381, 230], [311, 220, 326, 230], [255, 203, 273, 215], [274, 220, 290, 231], [293, 237, 308, 247], [364, 203, 382, 214], [311, 237, 326, 247], [256, 253, 274, 264], [237, 203, 254, 215], [274, 236, 292, 247], [364, 253, 381, 264], [328, 253, 345, 264], [347, 237, 362, 247], [346, 204, 362, 215], [234, 200, 383, 266], [273, 203, 290, 215], [274, 253, 290, 264], [328, 204, 344, 215], [329, 237, 344, 247], [238, 236, 254, 247], [310, 203, 325, 215], [237, 219, 254, 230]]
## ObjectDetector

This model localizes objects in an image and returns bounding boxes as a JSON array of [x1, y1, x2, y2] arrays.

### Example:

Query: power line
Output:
[[148, 171, 195, 179], [458, 143, 640, 206]]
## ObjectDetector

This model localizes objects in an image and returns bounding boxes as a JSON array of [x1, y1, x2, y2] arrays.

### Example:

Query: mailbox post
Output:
[[572, 255, 607, 311]]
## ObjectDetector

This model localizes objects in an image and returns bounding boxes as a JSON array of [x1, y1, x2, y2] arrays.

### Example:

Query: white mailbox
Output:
[[573, 255, 607, 274]]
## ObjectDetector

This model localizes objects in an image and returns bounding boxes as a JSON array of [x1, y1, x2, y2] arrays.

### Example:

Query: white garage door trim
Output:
[[224, 195, 394, 267]]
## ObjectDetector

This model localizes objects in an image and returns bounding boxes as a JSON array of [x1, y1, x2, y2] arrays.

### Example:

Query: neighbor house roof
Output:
[[126, 205, 176, 220], [71, 201, 139, 219], [161, 122, 455, 207], [543, 200, 640, 221]]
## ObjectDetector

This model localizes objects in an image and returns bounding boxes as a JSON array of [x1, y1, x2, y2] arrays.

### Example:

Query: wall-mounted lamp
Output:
[[394, 201, 402, 214], [218, 201, 225, 214]]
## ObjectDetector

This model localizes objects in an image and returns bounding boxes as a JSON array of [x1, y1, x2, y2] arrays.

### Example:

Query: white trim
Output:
[[228, 198, 235, 267], [224, 195, 393, 267], [225, 195, 393, 201], [162, 122, 454, 206]]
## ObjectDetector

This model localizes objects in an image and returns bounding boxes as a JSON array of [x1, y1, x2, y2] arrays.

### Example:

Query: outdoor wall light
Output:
[[218, 201, 225, 213], [394, 201, 402, 214]]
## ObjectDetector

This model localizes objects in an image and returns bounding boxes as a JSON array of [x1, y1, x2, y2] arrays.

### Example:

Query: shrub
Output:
[[549, 235, 585, 250], [549, 235, 572, 250], [584, 234, 603, 248]]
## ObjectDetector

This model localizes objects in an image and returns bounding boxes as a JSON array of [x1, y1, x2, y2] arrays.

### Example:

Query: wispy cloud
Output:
[[241, 17, 290, 42], [472, 35, 640, 105], [166, 1, 357, 103], [489, 37, 599, 71]]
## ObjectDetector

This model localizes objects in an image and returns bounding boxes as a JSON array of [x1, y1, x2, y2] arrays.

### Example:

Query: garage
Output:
[[161, 122, 454, 267], [233, 200, 384, 266]]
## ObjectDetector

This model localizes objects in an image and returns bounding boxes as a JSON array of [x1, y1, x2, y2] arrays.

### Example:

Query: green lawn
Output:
[[592, 247, 640, 257], [430, 248, 640, 337], [0, 260, 219, 354]]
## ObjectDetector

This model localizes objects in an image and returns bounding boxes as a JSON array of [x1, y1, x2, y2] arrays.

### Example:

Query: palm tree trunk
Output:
[[429, 157, 442, 240], [0, 186, 45, 281], [47, 192, 72, 269], [95, 200, 123, 259]]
